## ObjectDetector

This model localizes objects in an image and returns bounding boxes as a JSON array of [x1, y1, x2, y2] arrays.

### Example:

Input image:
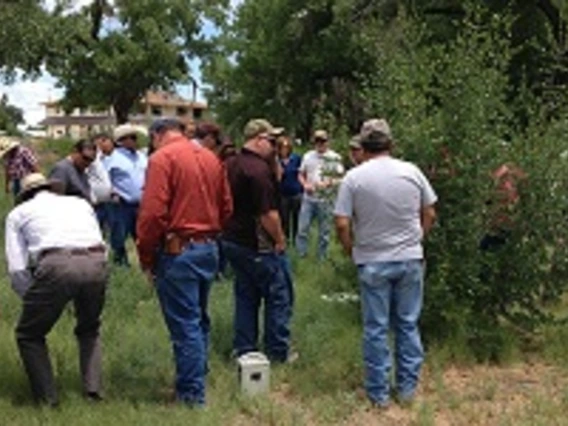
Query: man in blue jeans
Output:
[[137, 118, 233, 406], [296, 129, 344, 260], [106, 124, 148, 266], [222, 118, 295, 362], [334, 119, 437, 408]]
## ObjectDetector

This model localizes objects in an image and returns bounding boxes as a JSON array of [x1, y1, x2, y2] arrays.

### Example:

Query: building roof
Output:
[[39, 114, 166, 127], [141, 91, 207, 109], [39, 116, 116, 127], [42, 91, 207, 110]]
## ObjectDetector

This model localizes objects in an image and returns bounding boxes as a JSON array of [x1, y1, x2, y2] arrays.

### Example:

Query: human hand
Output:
[[304, 183, 314, 194], [274, 239, 286, 253]]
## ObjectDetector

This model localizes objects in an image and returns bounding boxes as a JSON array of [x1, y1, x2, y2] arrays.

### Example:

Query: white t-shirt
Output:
[[299, 149, 344, 200], [334, 156, 437, 264]]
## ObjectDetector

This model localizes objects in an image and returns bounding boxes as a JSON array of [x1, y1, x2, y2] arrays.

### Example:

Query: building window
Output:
[[177, 107, 188, 116], [193, 108, 203, 119], [152, 106, 162, 116]]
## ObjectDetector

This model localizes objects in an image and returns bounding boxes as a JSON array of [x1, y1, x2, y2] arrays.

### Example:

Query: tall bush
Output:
[[361, 7, 568, 360]]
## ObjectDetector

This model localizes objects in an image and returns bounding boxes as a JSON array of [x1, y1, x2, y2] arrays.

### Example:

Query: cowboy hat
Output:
[[113, 124, 148, 142], [0, 136, 21, 158], [16, 173, 64, 204]]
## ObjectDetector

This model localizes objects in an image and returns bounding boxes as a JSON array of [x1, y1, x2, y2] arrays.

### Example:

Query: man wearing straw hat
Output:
[[106, 123, 148, 266], [5, 172, 108, 406], [0, 136, 39, 198]]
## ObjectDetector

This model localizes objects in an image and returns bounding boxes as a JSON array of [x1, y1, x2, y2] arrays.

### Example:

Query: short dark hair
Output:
[[74, 139, 96, 153], [360, 130, 392, 153], [195, 122, 222, 145], [149, 118, 184, 135]]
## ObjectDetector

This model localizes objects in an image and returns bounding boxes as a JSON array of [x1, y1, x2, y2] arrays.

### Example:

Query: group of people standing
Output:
[[2, 114, 438, 411]]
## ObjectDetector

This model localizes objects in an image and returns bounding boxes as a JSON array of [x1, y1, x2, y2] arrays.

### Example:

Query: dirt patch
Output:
[[236, 363, 568, 425]]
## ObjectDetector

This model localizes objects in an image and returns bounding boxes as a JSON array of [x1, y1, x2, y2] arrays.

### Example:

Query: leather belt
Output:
[[38, 245, 106, 261], [163, 232, 218, 255]]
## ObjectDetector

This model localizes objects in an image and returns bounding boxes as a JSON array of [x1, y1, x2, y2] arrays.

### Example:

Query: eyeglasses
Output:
[[314, 138, 328, 144]]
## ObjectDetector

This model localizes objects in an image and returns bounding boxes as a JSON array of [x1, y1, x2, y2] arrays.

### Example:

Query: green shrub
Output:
[[354, 6, 568, 361]]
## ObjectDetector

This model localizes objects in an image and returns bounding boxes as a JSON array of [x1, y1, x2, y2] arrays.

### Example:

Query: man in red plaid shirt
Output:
[[0, 137, 39, 197]]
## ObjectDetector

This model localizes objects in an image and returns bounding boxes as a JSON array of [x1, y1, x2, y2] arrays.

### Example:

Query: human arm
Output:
[[335, 215, 353, 257], [333, 177, 354, 258], [218, 166, 233, 227], [260, 210, 286, 252], [298, 155, 314, 194], [136, 157, 171, 272], [417, 167, 438, 238], [421, 205, 437, 238], [5, 211, 32, 298]]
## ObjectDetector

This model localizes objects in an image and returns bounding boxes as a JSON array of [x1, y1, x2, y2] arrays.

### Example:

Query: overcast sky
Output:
[[0, 0, 240, 125]]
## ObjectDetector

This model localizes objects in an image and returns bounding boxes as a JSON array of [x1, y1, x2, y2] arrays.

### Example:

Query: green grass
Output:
[[1, 188, 568, 425]]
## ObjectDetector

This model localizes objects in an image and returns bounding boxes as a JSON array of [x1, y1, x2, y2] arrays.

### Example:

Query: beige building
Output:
[[40, 91, 207, 139]]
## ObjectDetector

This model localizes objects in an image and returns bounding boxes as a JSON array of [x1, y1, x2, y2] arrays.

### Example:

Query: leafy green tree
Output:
[[46, 0, 227, 123], [362, 6, 568, 360], [0, 0, 56, 81], [0, 95, 24, 135], [203, 0, 378, 139]]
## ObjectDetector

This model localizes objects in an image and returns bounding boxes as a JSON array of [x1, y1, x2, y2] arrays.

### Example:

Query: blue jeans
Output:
[[358, 260, 424, 405], [221, 240, 293, 361], [295, 197, 332, 260], [155, 241, 218, 405], [108, 201, 138, 266], [94, 203, 111, 235]]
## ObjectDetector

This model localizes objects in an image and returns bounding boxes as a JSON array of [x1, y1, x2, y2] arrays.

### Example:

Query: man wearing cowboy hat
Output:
[[5, 172, 108, 406], [105, 123, 148, 265], [0, 136, 39, 198]]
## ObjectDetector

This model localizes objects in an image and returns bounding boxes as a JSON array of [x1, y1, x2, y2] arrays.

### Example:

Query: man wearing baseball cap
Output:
[[334, 118, 437, 408], [296, 128, 344, 260], [222, 118, 295, 363]]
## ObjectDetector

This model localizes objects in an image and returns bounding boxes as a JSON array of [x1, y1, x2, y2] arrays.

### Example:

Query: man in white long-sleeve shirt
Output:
[[5, 173, 108, 406]]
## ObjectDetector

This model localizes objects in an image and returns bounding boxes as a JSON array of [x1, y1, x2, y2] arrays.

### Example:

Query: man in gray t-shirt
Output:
[[334, 119, 437, 408], [49, 139, 97, 202]]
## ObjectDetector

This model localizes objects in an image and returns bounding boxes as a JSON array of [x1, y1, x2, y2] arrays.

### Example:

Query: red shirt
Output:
[[136, 134, 233, 270]]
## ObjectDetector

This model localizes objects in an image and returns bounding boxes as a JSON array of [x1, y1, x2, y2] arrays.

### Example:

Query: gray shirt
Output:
[[49, 158, 92, 202], [334, 156, 437, 264]]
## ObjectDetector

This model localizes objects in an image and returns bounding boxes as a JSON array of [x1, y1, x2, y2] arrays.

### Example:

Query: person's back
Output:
[[5, 173, 107, 406], [344, 156, 430, 263], [136, 120, 233, 407], [8, 191, 102, 254], [143, 138, 230, 235]]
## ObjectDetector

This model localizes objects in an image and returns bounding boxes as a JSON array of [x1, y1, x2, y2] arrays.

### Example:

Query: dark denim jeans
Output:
[[358, 260, 424, 406], [108, 201, 138, 266], [155, 241, 218, 406], [221, 240, 293, 361], [94, 203, 111, 235]]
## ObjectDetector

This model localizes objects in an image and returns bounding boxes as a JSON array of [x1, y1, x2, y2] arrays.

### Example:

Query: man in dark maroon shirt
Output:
[[222, 118, 295, 363], [136, 118, 232, 406]]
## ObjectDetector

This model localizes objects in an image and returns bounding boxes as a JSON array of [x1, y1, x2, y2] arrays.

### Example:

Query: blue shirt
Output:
[[279, 153, 303, 197], [105, 147, 148, 203]]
